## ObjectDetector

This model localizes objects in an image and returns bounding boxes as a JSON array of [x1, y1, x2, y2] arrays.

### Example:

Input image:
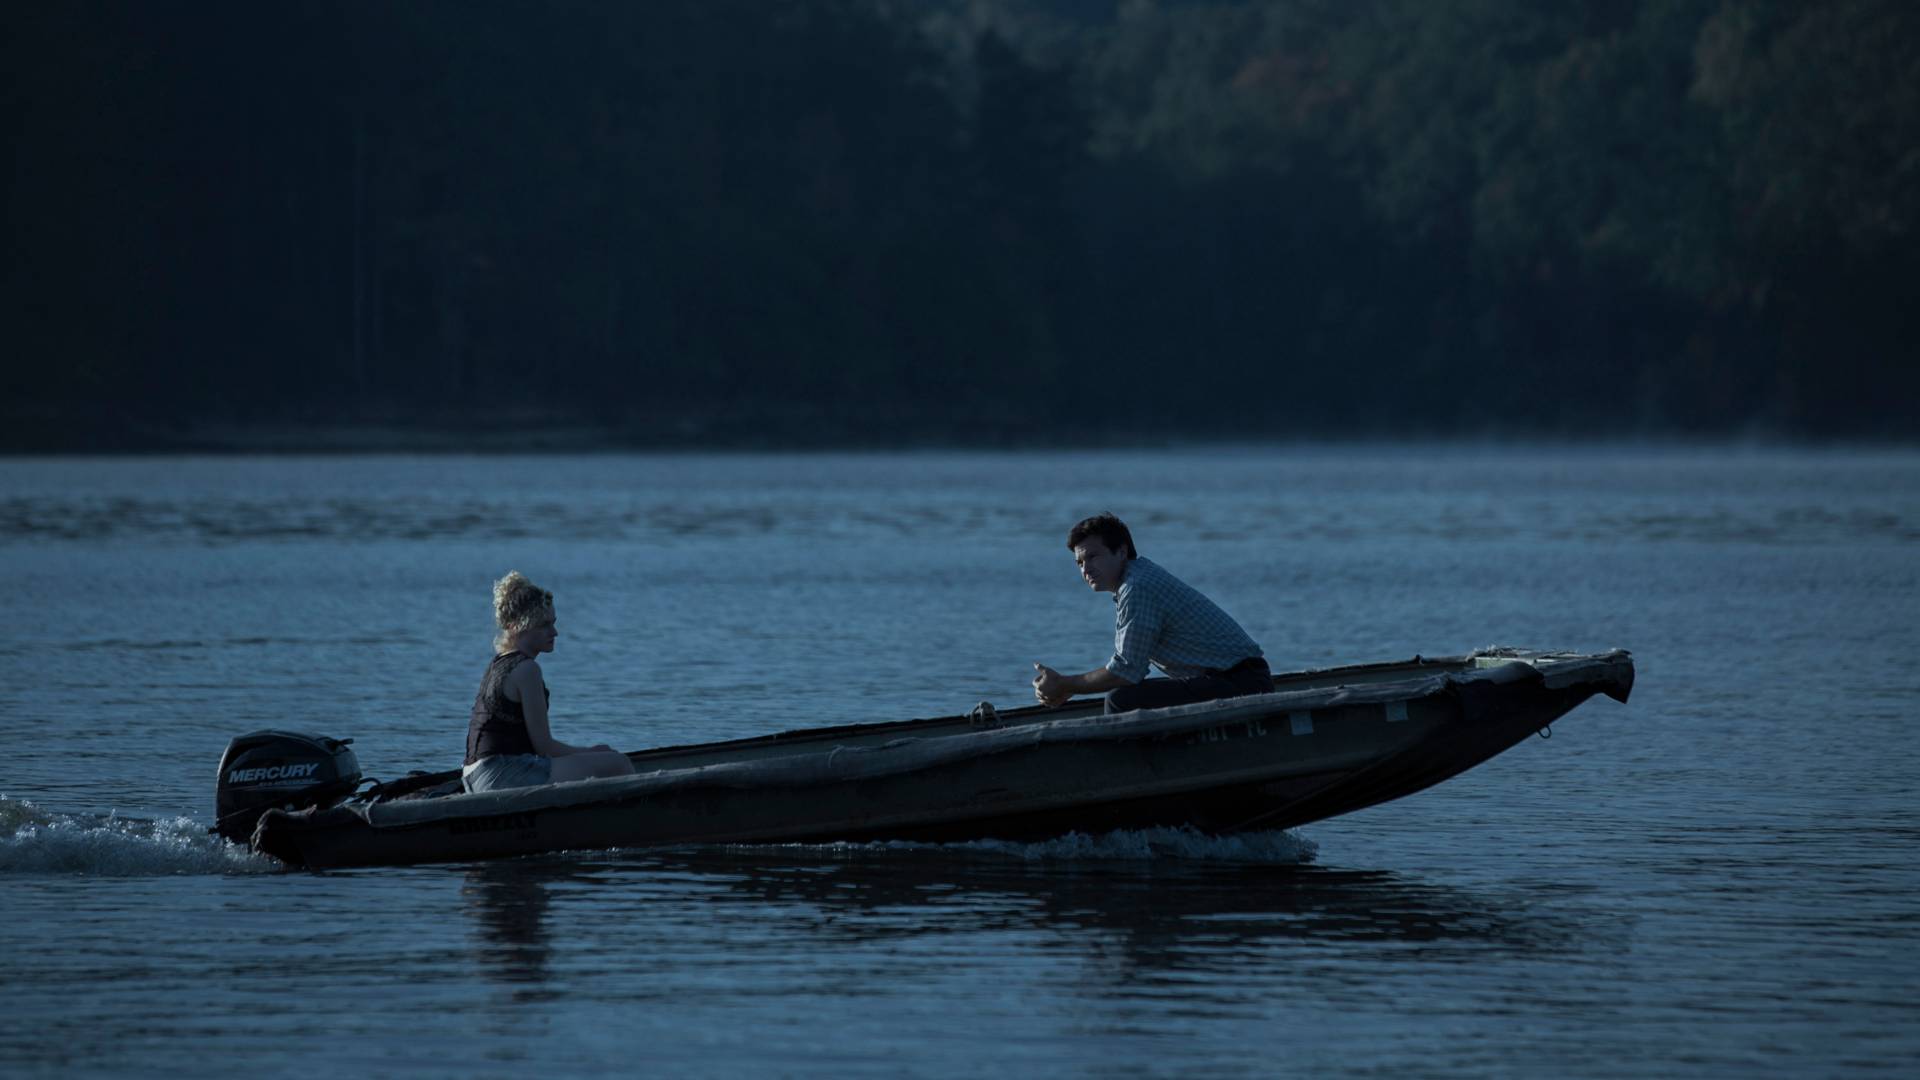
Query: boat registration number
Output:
[[1187, 719, 1269, 744], [447, 811, 538, 836]]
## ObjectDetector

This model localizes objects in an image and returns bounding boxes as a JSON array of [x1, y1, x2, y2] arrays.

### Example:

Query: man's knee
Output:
[[1106, 676, 1249, 714], [1105, 679, 1181, 714]]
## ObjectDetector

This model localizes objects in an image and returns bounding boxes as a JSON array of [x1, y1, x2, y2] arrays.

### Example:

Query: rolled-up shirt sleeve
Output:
[[1106, 588, 1160, 684]]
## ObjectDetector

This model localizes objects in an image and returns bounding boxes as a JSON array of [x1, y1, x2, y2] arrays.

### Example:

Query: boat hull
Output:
[[253, 648, 1632, 869]]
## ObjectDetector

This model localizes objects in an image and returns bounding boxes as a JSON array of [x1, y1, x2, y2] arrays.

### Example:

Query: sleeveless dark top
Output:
[[465, 652, 549, 766]]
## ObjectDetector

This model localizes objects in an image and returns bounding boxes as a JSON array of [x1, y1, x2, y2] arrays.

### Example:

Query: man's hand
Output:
[[1033, 663, 1133, 707], [1033, 663, 1073, 707]]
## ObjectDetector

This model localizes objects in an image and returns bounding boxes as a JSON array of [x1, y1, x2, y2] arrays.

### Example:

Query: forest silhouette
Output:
[[6, 0, 1915, 449]]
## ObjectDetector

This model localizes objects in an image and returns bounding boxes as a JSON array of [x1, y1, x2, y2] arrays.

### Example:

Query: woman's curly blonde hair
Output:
[[493, 571, 555, 652]]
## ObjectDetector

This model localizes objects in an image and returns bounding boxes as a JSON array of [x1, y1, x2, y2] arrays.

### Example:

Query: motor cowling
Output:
[[214, 731, 362, 845]]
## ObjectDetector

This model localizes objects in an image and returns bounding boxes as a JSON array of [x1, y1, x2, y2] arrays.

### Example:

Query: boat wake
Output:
[[740, 826, 1320, 864], [0, 796, 276, 876], [1, 792, 1317, 874]]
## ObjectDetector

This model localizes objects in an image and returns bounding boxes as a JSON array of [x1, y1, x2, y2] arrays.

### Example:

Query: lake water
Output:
[[3, 447, 1917, 1076]]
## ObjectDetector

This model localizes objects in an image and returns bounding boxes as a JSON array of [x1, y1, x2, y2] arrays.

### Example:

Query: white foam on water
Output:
[[747, 826, 1318, 864], [0, 796, 277, 876], [1, 795, 1315, 873]]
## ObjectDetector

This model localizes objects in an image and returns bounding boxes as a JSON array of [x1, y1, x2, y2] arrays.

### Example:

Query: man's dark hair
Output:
[[1066, 513, 1137, 559]]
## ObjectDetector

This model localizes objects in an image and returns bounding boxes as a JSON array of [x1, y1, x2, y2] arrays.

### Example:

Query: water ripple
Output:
[[0, 798, 275, 876], [3, 492, 1914, 546]]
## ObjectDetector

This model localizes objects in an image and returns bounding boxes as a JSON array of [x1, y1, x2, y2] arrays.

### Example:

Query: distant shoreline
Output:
[[4, 412, 1912, 456]]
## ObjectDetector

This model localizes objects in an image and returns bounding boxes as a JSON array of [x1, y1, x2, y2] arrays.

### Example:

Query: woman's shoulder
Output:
[[494, 652, 541, 700]]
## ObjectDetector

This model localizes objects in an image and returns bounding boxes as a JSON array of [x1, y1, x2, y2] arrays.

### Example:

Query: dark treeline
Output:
[[5, 0, 1915, 448]]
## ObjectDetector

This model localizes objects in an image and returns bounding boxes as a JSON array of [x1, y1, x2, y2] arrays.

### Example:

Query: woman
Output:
[[463, 571, 636, 793]]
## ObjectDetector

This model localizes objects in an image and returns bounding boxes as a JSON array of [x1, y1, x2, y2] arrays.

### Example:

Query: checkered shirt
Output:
[[1105, 556, 1262, 683]]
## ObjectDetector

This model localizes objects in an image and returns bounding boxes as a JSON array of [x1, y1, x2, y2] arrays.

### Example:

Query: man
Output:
[[1033, 513, 1270, 713]]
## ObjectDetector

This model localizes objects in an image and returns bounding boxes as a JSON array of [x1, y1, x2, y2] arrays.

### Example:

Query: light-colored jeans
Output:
[[462, 753, 552, 793]]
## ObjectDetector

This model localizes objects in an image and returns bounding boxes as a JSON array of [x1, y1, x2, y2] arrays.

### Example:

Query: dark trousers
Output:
[[1105, 657, 1272, 714]]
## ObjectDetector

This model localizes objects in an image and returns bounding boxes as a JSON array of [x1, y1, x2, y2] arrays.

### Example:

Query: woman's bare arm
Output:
[[505, 658, 599, 756]]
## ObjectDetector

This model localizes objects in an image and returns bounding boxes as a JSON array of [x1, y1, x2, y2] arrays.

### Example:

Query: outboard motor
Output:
[[214, 731, 362, 845]]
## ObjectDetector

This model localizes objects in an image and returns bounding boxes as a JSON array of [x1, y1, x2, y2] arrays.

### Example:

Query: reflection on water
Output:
[[462, 861, 567, 997], [457, 845, 1583, 997]]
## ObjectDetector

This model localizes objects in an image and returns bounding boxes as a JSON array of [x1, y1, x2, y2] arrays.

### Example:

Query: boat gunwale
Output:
[[357, 652, 1493, 803], [353, 649, 1629, 830], [622, 651, 1492, 761]]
